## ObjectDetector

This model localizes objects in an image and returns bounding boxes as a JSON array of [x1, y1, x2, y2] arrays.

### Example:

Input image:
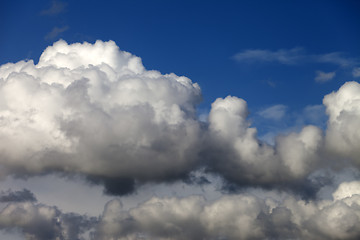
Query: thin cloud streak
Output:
[[234, 48, 359, 67]]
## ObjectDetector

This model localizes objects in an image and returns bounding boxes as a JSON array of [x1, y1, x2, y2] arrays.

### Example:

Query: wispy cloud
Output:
[[314, 70, 336, 83], [353, 67, 360, 77], [234, 48, 359, 67], [233, 47, 304, 65], [41, 0, 67, 16], [258, 104, 287, 120], [44, 26, 69, 40]]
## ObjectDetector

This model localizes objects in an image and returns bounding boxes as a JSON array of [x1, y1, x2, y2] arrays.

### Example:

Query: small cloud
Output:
[[353, 67, 360, 77], [315, 70, 336, 83], [233, 47, 304, 65], [258, 104, 287, 121], [45, 26, 69, 40], [41, 0, 67, 16]]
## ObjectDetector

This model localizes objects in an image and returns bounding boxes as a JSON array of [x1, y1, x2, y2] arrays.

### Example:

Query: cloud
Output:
[[93, 182, 360, 240], [0, 189, 37, 203], [44, 26, 69, 40], [353, 67, 360, 77], [234, 48, 359, 68], [233, 47, 304, 65], [40, 0, 67, 16], [0, 201, 96, 240], [314, 70, 336, 83], [258, 104, 287, 120], [1, 40, 360, 199], [0, 40, 202, 195]]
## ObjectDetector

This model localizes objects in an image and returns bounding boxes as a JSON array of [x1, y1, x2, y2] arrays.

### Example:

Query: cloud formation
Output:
[[0, 40, 202, 195], [1, 40, 360, 199], [1, 40, 360, 240], [94, 181, 360, 240]]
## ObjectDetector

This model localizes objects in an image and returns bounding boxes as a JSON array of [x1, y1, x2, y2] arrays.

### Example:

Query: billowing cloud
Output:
[[0, 40, 202, 195], [314, 70, 336, 83], [323, 81, 360, 166], [1, 40, 360, 199], [93, 182, 360, 240]]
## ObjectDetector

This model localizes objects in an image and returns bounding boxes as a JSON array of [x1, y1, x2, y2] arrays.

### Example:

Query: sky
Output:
[[0, 0, 360, 239]]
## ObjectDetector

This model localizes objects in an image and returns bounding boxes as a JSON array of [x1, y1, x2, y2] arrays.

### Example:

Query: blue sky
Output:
[[1, 1, 360, 239]]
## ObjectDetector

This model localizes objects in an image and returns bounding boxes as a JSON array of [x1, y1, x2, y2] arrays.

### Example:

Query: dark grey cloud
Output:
[[0, 189, 37, 203]]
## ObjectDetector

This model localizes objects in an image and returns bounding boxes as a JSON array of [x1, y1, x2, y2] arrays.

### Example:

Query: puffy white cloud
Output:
[[323, 81, 360, 166], [206, 96, 323, 193], [314, 70, 336, 83], [0, 40, 202, 194]]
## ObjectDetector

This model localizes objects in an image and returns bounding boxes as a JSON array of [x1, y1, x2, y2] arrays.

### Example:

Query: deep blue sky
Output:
[[1, 0, 360, 133]]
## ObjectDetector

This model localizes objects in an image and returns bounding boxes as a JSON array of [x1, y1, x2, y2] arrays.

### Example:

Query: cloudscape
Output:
[[1, 1, 360, 239]]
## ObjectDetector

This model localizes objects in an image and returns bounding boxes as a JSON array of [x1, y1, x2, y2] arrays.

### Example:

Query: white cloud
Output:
[[258, 104, 287, 120], [0, 40, 202, 195], [315, 70, 336, 83]]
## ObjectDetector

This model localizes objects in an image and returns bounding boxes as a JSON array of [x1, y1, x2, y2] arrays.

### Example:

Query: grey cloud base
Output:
[[1, 40, 360, 239], [1, 184, 359, 240]]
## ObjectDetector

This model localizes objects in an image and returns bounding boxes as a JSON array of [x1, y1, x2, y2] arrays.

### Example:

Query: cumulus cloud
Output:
[[93, 182, 360, 240], [323, 81, 360, 166], [0, 40, 202, 195], [1, 40, 360, 199], [0, 201, 96, 240], [314, 70, 336, 83]]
